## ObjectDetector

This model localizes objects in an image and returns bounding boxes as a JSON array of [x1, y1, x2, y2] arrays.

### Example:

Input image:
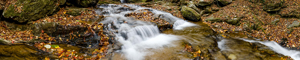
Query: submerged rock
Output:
[[2, 0, 63, 23], [180, 6, 202, 21]]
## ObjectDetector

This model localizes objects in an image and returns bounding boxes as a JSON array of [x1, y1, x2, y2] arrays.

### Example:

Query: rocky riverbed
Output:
[[0, 0, 299, 60]]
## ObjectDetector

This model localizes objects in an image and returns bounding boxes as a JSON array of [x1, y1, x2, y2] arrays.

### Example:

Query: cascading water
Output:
[[95, 4, 194, 60], [95, 4, 300, 60], [241, 38, 300, 60]]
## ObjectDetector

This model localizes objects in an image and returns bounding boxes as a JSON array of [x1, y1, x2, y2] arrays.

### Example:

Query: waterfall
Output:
[[125, 25, 160, 43], [96, 4, 191, 60]]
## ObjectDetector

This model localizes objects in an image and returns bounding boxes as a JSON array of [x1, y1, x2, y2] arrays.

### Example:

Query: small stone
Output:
[[228, 54, 237, 60]]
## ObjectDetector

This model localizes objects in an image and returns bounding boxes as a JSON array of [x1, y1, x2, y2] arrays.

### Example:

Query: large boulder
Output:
[[193, 0, 214, 6], [181, 6, 202, 21], [2, 0, 64, 23]]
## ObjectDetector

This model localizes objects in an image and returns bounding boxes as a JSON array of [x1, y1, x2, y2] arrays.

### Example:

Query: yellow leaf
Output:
[[197, 50, 201, 53]]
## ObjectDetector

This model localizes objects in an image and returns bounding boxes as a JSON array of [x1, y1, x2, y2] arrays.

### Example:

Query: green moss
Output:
[[3, 0, 60, 23]]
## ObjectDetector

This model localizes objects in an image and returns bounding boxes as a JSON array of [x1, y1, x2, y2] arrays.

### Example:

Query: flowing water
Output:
[[95, 4, 300, 60], [2, 3, 300, 60]]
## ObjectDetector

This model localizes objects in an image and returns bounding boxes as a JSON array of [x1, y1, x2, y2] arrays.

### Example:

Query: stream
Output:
[[1, 4, 300, 60], [95, 4, 300, 60]]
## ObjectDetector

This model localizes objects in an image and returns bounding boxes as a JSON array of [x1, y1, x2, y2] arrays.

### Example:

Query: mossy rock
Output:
[[2, 0, 63, 23], [181, 6, 201, 22]]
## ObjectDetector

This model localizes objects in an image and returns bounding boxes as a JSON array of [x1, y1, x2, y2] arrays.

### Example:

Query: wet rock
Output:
[[2, 0, 62, 23], [205, 17, 222, 22], [288, 20, 300, 28], [193, 0, 214, 6], [217, 0, 232, 6], [226, 17, 242, 25], [65, 8, 88, 16], [262, 0, 284, 12], [271, 19, 280, 25], [180, 6, 202, 21], [66, 0, 98, 7]]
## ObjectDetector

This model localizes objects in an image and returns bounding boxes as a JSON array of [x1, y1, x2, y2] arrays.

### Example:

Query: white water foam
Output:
[[241, 38, 300, 60], [97, 4, 195, 60], [217, 39, 227, 51], [173, 20, 197, 30], [118, 34, 179, 60]]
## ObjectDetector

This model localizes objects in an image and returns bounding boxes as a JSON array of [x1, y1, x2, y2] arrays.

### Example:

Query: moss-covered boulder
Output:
[[2, 0, 64, 23], [262, 0, 284, 12], [67, 0, 98, 7], [181, 6, 201, 21], [193, 0, 214, 6]]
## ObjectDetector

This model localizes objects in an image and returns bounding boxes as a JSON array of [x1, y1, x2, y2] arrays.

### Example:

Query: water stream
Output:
[[1, 3, 298, 60], [95, 4, 300, 60]]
